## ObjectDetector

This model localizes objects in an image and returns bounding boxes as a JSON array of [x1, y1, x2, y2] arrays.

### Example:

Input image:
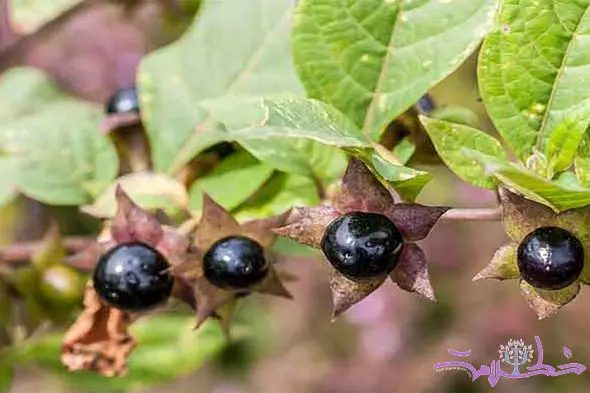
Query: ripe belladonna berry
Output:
[[204, 236, 269, 290], [106, 86, 139, 114], [321, 212, 403, 280], [517, 226, 584, 290], [93, 242, 173, 312]]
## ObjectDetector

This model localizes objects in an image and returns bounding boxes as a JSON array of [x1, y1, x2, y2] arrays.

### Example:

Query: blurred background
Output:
[[2, 1, 590, 393]]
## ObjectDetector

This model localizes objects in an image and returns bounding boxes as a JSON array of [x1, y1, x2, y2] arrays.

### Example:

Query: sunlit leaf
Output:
[[293, 0, 498, 139]]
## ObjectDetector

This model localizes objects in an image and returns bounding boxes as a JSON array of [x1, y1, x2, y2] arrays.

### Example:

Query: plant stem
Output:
[[0, 236, 94, 264], [441, 207, 502, 221]]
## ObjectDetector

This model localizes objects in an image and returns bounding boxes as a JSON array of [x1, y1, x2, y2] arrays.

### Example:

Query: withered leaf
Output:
[[61, 283, 136, 377]]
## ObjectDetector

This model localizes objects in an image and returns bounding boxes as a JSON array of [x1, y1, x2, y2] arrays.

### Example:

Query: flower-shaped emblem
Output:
[[274, 158, 449, 317], [474, 187, 590, 319]]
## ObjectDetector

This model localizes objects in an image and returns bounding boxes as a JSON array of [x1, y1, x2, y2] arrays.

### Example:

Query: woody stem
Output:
[[440, 207, 502, 221]]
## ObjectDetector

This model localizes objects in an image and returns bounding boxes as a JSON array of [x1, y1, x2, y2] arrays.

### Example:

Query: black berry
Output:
[[203, 236, 268, 290], [93, 242, 173, 311], [106, 86, 139, 114], [517, 226, 584, 290], [321, 212, 403, 280]]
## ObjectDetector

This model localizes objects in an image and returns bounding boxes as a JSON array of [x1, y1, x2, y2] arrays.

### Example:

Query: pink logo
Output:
[[433, 336, 586, 387]]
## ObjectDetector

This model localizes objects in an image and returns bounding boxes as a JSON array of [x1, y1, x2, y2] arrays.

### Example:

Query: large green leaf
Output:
[[0, 100, 118, 206], [479, 0, 590, 163], [200, 96, 370, 148], [0, 67, 66, 122], [13, 315, 226, 392], [189, 151, 275, 213], [576, 132, 590, 187], [292, 0, 498, 139], [139, 0, 303, 174], [420, 116, 508, 189]]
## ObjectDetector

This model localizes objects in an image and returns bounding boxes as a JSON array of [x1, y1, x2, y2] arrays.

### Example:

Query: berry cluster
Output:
[[59, 89, 590, 377]]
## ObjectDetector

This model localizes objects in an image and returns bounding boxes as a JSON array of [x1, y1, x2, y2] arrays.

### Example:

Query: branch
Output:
[[440, 207, 502, 221], [0, 236, 94, 264]]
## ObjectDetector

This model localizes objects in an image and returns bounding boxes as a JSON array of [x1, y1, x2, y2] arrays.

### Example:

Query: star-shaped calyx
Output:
[[474, 187, 590, 319], [172, 195, 292, 333], [274, 158, 449, 318], [62, 186, 189, 376]]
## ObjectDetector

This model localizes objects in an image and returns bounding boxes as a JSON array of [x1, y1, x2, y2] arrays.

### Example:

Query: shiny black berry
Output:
[[203, 236, 268, 290], [321, 212, 403, 280], [106, 86, 139, 114], [517, 226, 584, 290], [93, 242, 173, 311]]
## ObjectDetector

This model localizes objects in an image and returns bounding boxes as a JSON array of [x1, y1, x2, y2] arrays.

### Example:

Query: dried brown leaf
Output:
[[329, 269, 386, 318], [273, 206, 339, 249], [390, 243, 435, 301], [519, 280, 580, 320], [333, 158, 394, 214], [473, 243, 519, 281], [387, 204, 449, 242], [61, 283, 136, 377]]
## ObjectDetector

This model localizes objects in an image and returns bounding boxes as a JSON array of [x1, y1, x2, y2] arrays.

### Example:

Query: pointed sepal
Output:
[[329, 270, 386, 319], [273, 206, 340, 248], [387, 204, 450, 242], [473, 243, 519, 281], [519, 280, 580, 320], [499, 187, 554, 241], [390, 243, 435, 301], [333, 158, 394, 213]]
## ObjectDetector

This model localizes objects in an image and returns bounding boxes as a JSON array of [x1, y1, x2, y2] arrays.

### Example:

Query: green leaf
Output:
[[292, 0, 498, 139], [371, 151, 432, 202], [430, 106, 480, 128], [200, 96, 370, 148], [81, 172, 189, 218], [0, 359, 12, 393], [189, 152, 275, 213], [234, 173, 320, 221], [479, 0, 590, 163], [391, 136, 415, 165], [546, 115, 589, 174], [420, 116, 508, 189], [576, 132, 590, 187], [14, 315, 226, 392], [467, 149, 590, 212], [139, 0, 303, 174], [0, 100, 118, 206], [9, 0, 82, 34], [0, 67, 66, 122]]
